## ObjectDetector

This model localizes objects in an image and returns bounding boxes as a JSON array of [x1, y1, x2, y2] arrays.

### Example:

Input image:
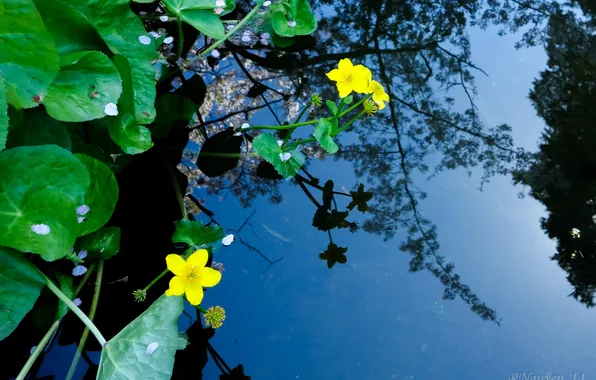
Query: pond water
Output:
[[4, 1, 596, 379]]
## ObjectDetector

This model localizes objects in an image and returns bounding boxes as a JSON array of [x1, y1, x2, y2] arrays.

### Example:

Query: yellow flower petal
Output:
[[166, 254, 188, 276], [336, 81, 352, 98], [352, 66, 372, 93], [201, 267, 222, 287], [326, 68, 344, 82], [165, 276, 185, 296], [185, 283, 204, 305], [337, 58, 354, 73], [187, 249, 208, 268]]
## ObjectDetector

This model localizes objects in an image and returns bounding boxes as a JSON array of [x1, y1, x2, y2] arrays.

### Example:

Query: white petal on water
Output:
[[241, 35, 251, 42], [160, 15, 169, 22], [211, 49, 221, 58], [77, 250, 88, 260], [263, 0, 271, 6], [214, 7, 224, 14], [287, 20, 297, 27], [104, 102, 118, 116], [233, 132, 242, 137], [222, 234, 235, 246], [277, 140, 283, 147], [279, 152, 292, 162], [31, 224, 51, 235], [163, 36, 174, 44], [261, 32, 270, 40], [149, 31, 160, 39], [72, 265, 88, 277], [240, 122, 250, 129], [260, 39, 269, 46], [73, 298, 82, 307], [146, 342, 159, 356], [77, 205, 90, 216], [215, 0, 226, 7], [77, 216, 86, 223], [138, 35, 152, 45]]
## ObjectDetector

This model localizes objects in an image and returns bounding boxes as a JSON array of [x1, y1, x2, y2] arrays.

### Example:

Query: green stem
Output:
[[196, 305, 207, 313], [294, 101, 313, 124], [143, 269, 169, 292], [15, 320, 60, 380], [166, 159, 188, 221], [176, 17, 184, 60], [286, 137, 317, 151], [242, 119, 318, 132], [200, 1, 264, 57], [64, 261, 104, 380], [43, 273, 107, 347], [338, 94, 372, 118], [332, 111, 366, 136]]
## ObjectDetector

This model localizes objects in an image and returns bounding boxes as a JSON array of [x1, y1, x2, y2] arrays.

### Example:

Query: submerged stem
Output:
[[15, 320, 60, 380]]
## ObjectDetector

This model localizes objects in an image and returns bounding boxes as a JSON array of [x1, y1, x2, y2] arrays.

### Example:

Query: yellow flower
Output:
[[165, 249, 222, 305], [203, 306, 226, 329], [326, 58, 372, 98], [368, 80, 390, 110]]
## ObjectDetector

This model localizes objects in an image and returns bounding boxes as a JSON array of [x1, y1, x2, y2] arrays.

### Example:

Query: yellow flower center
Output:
[[371, 82, 382, 93], [345, 74, 353, 83], [185, 265, 201, 284]]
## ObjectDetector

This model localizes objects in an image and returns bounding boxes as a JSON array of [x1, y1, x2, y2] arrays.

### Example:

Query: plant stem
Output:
[[176, 17, 184, 60], [15, 320, 60, 380], [294, 101, 313, 124], [196, 305, 207, 314], [143, 269, 169, 293], [43, 273, 107, 347], [200, 1, 264, 57], [242, 119, 318, 132], [338, 94, 372, 118], [286, 137, 317, 151], [64, 260, 104, 380], [333, 111, 366, 136]]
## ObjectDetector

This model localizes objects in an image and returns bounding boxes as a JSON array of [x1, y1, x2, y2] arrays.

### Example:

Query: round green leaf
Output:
[[271, 0, 317, 37], [0, 145, 90, 260], [0, 0, 60, 109], [0, 246, 46, 342], [0, 76, 7, 151], [162, 0, 226, 39], [252, 134, 305, 178], [6, 109, 72, 150], [97, 295, 184, 379], [108, 114, 154, 154], [172, 220, 225, 248], [44, 51, 123, 122], [77, 226, 121, 259], [75, 154, 118, 236], [313, 118, 339, 154]]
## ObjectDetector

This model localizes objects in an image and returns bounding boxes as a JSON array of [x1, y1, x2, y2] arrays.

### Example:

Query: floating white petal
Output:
[[149, 31, 160, 39], [277, 140, 283, 147], [279, 152, 292, 162], [215, 0, 226, 7], [211, 49, 221, 58], [287, 20, 297, 27], [261, 32, 270, 40], [240, 122, 250, 129], [77, 216, 86, 224], [77, 204, 90, 216], [72, 265, 88, 277], [214, 7, 224, 14], [31, 224, 51, 235], [160, 15, 169, 22], [263, 0, 271, 6], [146, 342, 159, 356], [138, 35, 152, 45], [163, 36, 174, 44], [77, 250, 88, 260], [73, 298, 82, 307], [241, 35, 251, 42], [104, 102, 118, 116], [222, 234, 235, 246]]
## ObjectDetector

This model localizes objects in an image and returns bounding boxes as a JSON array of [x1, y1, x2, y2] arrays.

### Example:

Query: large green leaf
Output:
[[313, 118, 339, 154], [78, 226, 121, 260], [252, 134, 305, 178], [0, 76, 7, 151], [172, 220, 225, 248], [271, 0, 317, 37], [151, 94, 197, 139], [62, 0, 157, 123], [44, 51, 123, 122], [75, 154, 118, 236], [0, 0, 60, 109], [162, 0, 225, 39], [108, 114, 154, 154], [97, 295, 184, 379], [32, 0, 107, 55], [0, 145, 90, 261], [0, 247, 45, 342], [6, 109, 71, 150]]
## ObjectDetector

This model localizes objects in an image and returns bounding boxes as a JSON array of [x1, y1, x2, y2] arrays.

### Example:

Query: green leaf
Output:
[[32, 0, 107, 55], [172, 220, 225, 248], [325, 100, 338, 115], [343, 95, 353, 105], [75, 154, 119, 236], [0, 0, 60, 109], [97, 295, 184, 379], [252, 134, 305, 178], [62, 0, 157, 123], [0, 76, 7, 151], [108, 114, 154, 154], [78, 226, 121, 260], [0, 145, 90, 261], [162, 0, 226, 39], [313, 118, 339, 154], [270, 33, 296, 48], [151, 94, 197, 139], [271, 0, 317, 38], [44, 51, 123, 122], [55, 274, 74, 320], [6, 109, 71, 150], [0, 247, 45, 342]]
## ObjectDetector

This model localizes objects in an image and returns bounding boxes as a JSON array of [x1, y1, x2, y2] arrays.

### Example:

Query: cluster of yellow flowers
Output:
[[326, 58, 390, 110]]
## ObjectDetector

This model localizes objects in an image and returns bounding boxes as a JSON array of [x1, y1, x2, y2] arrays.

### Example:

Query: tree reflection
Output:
[[514, 9, 596, 307]]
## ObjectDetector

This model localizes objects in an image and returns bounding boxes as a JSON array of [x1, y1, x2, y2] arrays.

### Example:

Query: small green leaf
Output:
[[271, 0, 317, 38], [162, 0, 226, 39], [270, 33, 296, 48], [252, 134, 305, 178], [44, 51, 123, 122], [78, 226, 121, 259], [0, 0, 60, 109], [108, 115, 154, 155], [172, 220, 225, 248], [75, 154, 119, 236], [97, 295, 184, 379], [313, 118, 339, 154], [6, 109, 72, 150], [325, 100, 338, 115], [0, 145, 90, 260], [343, 95, 353, 105], [0, 247, 45, 342], [0, 76, 7, 151]]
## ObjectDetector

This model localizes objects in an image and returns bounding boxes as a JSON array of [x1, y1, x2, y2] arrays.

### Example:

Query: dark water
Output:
[[5, 1, 596, 379]]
